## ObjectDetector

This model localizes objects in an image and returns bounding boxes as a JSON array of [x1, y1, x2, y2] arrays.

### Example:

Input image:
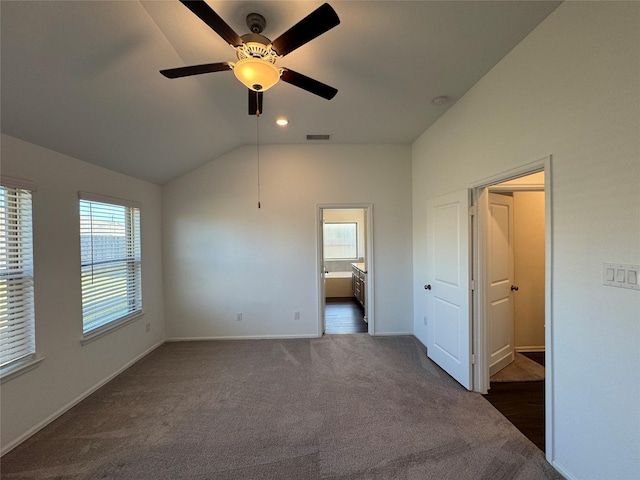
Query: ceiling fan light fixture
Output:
[[233, 58, 281, 92], [161, 2, 340, 112]]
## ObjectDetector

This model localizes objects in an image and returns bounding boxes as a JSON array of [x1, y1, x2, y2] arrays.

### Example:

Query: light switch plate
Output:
[[603, 263, 640, 290]]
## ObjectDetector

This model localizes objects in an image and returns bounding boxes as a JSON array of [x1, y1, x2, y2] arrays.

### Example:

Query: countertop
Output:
[[352, 263, 367, 273]]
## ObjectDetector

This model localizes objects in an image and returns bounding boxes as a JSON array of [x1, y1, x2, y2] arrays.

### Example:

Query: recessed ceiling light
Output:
[[275, 117, 289, 126], [432, 95, 450, 106]]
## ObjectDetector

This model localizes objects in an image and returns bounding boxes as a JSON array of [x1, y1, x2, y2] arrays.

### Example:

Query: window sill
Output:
[[0, 356, 45, 384], [81, 311, 145, 346]]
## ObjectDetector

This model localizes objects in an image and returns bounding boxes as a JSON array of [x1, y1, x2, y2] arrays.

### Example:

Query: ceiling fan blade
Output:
[[281, 69, 337, 100], [271, 3, 340, 57], [160, 62, 231, 79], [179, 0, 243, 47], [248, 90, 264, 116]]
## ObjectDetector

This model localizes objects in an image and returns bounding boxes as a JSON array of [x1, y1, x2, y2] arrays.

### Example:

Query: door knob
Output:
[[511, 285, 519, 291], [424, 284, 431, 290]]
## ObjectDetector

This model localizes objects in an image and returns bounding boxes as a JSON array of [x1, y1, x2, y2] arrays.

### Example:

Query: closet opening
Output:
[[473, 167, 549, 452]]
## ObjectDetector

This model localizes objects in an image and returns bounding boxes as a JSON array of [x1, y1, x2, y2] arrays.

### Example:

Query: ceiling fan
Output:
[[160, 0, 340, 115]]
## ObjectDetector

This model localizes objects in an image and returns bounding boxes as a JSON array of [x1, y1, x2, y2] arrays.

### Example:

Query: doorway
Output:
[[486, 180, 546, 378], [317, 205, 374, 336], [420, 157, 553, 456], [472, 159, 552, 454]]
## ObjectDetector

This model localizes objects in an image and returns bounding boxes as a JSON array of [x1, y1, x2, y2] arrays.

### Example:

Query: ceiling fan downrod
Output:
[[246, 13, 266, 34]]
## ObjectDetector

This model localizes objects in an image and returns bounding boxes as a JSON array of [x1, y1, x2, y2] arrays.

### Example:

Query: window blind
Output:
[[80, 199, 141, 334], [0, 186, 36, 369]]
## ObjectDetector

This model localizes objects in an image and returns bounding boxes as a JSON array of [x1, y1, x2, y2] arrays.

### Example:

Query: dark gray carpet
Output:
[[1, 335, 563, 479]]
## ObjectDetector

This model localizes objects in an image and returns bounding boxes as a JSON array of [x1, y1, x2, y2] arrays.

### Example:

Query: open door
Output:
[[425, 189, 472, 390], [487, 192, 516, 375]]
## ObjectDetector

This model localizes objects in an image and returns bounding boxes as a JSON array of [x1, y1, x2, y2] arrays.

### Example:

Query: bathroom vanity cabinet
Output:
[[351, 263, 367, 322]]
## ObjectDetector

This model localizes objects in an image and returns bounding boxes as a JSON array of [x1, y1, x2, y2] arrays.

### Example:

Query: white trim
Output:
[[316, 206, 326, 335], [0, 340, 164, 456], [550, 461, 577, 480], [470, 156, 550, 188], [166, 332, 414, 341], [372, 331, 414, 336], [473, 188, 489, 392], [0, 356, 45, 384], [543, 155, 554, 465], [81, 311, 145, 346], [470, 154, 554, 463], [515, 346, 545, 353], [316, 204, 375, 336], [78, 191, 141, 209], [166, 334, 319, 342], [0, 175, 37, 191]]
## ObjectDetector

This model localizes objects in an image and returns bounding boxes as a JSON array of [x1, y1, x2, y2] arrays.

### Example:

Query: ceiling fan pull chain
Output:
[[256, 93, 261, 209]]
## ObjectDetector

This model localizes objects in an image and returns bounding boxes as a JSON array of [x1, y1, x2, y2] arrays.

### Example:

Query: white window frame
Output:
[[79, 192, 142, 344], [0, 175, 42, 382]]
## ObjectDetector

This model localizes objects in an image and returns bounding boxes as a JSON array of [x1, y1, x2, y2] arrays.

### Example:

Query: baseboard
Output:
[[515, 345, 545, 353], [373, 331, 414, 336], [166, 334, 319, 342], [1, 340, 164, 456], [166, 332, 416, 341], [166, 333, 415, 341], [551, 460, 577, 480]]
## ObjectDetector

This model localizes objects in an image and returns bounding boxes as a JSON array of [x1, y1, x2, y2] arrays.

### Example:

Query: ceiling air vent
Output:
[[306, 134, 331, 141]]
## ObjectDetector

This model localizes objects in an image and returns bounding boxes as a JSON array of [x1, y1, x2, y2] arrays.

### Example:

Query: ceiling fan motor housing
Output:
[[246, 13, 266, 34], [237, 34, 277, 61]]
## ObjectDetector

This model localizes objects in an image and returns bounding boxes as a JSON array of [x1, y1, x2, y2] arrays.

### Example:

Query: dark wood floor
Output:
[[482, 352, 545, 451], [325, 297, 367, 334]]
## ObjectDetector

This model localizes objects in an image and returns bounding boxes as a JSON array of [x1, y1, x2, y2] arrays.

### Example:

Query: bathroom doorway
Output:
[[317, 205, 374, 335]]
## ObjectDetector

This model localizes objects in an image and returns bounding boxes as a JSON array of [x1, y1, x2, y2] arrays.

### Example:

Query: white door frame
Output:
[[316, 204, 375, 336], [470, 155, 554, 459]]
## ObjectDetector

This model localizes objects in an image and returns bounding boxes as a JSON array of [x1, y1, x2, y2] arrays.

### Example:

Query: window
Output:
[[324, 222, 357, 259], [0, 182, 36, 371], [79, 193, 141, 336]]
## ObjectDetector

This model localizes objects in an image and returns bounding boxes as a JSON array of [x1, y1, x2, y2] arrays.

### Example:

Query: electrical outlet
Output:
[[236, 312, 242, 321], [424, 315, 428, 326], [294, 311, 301, 320], [145, 322, 151, 333]]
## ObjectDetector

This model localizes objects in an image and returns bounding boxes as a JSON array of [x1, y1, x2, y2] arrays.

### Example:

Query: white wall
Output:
[[0, 134, 165, 453], [412, 2, 639, 479], [162, 144, 413, 339]]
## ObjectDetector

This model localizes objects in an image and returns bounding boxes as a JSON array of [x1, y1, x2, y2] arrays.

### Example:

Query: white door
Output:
[[487, 192, 515, 375], [425, 190, 472, 390]]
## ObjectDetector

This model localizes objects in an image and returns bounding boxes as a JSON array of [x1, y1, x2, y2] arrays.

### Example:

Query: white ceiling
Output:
[[1, 1, 560, 185]]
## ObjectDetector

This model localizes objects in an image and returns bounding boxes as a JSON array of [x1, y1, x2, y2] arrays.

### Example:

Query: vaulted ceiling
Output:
[[1, 1, 560, 185]]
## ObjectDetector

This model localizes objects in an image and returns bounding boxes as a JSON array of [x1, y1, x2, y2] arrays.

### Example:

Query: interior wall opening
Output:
[[319, 207, 370, 335], [476, 170, 547, 452]]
